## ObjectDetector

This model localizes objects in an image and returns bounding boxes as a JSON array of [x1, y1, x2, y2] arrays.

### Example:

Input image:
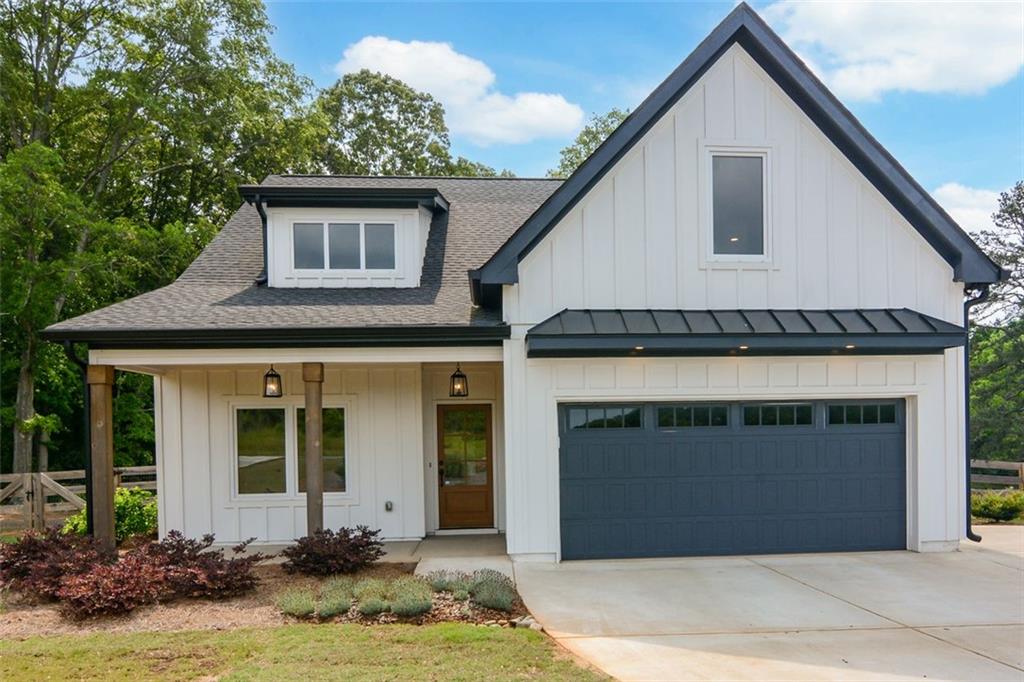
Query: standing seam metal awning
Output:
[[525, 309, 965, 358]]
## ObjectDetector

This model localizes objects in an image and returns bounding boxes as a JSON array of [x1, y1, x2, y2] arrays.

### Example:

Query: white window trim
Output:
[[699, 141, 774, 269], [291, 220, 399, 275], [229, 398, 355, 503]]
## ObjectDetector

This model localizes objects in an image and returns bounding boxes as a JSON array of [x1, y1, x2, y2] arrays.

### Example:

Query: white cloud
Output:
[[335, 36, 584, 146], [762, 1, 1024, 101], [932, 182, 1001, 234]]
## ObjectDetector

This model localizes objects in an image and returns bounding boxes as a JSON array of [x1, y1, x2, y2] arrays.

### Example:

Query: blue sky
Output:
[[264, 1, 1023, 231]]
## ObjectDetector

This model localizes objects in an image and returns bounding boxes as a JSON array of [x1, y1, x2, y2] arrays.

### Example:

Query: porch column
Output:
[[303, 362, 324, 534], [86, 365, 116, 551]]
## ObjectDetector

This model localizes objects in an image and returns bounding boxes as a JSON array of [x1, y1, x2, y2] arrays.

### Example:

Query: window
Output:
[[828, 402, 897, 425], [711, 153, 766, 257], [292, 221, 396, 271], [743, 403, 813, 427], [567, 405, 642, 430], [235, 405, 348, 496], [236, 408, 287, 494], [657, 405, 728, 428], [297, 407, 346, 493]]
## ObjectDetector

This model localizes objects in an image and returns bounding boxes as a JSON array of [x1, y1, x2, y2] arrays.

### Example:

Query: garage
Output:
[[558, 400, 906, 560]]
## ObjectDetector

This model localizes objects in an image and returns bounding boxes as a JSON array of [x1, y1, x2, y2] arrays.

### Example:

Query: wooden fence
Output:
[[0, 466, 156, 532], [970, 459, 1024, 491]]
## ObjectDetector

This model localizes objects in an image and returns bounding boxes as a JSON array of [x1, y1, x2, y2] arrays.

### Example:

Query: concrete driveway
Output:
[[515, 526, 1024, 681]]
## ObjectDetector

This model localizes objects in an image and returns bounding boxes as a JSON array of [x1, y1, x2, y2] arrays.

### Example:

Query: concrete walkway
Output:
[[516, 526, 1024, 681]]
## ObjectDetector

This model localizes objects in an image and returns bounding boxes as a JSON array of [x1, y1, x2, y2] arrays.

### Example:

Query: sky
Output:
[[264, 1, 1024, 233]]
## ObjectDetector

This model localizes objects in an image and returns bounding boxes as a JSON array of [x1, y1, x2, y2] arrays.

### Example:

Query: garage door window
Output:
[[828, 402, 897, 425], [657, 405, 728, 428], [567, 405, 642, 430], [743, 403, 813, 427]]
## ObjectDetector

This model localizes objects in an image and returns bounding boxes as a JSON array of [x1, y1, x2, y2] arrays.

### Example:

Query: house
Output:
[[44, 4, 1006, 560]]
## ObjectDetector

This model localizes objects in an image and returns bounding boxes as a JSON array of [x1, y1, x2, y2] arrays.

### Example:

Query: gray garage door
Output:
[[559, 400, 906, 560]]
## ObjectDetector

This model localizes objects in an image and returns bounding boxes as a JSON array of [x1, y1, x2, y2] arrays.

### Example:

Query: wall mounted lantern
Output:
[[449, 363, 469, 398], [263, 365, 283, 398]]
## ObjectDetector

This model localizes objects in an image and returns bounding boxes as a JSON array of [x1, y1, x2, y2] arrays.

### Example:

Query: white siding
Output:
[[509, 43, 962, 328], [155, 364, 426, 543], [502, 348, 966, 559]]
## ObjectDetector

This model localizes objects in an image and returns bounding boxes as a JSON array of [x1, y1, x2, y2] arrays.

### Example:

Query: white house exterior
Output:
[[46, 4, 1006, 560]]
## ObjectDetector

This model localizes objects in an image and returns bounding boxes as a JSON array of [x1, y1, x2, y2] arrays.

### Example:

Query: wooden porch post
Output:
[[303, 362, 324, 534], [87, 365, 116, 551]]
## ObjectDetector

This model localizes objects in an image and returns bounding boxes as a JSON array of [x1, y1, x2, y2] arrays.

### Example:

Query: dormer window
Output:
[[293, 221, 396, 271]]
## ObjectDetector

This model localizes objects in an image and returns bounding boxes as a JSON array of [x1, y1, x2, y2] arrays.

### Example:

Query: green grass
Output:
[[0, 623, 602, 681]]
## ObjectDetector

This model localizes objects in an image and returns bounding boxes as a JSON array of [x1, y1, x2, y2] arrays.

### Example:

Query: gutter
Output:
[[963, 284, 990, 543]]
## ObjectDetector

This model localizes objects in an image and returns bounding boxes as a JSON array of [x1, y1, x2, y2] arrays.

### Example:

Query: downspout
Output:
[[62, 341, 93, 535], [253, 193, 269, 285], [962, 285, 990, 543]]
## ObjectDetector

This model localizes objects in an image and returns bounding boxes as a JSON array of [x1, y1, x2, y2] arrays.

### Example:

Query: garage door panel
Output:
[[559, 400, 906, 559]]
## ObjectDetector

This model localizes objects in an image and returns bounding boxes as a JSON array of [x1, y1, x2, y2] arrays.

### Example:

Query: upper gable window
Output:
[[707, 148, 769, 261], [292, 221, 396, 271]]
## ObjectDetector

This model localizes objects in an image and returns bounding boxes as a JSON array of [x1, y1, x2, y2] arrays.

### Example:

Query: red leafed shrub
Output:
[[281, 526, 384, 576], [57, 553, 167, 618], [136, 531, 265, 599], [0, 529, 113, 600]]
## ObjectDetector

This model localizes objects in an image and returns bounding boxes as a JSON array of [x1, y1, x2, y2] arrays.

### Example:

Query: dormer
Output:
[[238, 184, 448, 288]]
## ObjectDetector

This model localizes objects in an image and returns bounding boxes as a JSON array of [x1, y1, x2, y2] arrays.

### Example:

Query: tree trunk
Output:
[[38, 430, 50, 472], [13, 345, 35, 474]]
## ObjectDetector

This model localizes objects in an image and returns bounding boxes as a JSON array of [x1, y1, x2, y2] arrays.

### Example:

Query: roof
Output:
[[526, 309, 966, 358], [43, 176, 560, 347], [471, 2, 1006, 305]]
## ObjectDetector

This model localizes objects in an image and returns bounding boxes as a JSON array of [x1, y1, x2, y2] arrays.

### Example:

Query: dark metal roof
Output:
[[43, 176, 560, 346], [237, 184, 450, 211], [471, 2, 1006, 306], [526, 309, 966, 358]]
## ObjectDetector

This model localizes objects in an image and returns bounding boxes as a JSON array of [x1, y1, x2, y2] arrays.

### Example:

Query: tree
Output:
[[970, 320, 1024, 461], [974, 181, 1023, 323], [315, 70, 512, 177], [0, 0, 313, 473], [547, 108, 629, 179]]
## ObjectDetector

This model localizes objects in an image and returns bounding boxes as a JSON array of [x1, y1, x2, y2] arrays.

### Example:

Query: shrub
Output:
[[357, 597, 389, 617], [137, 531, 265, 599], [57, 553, 166, 618], [469, 569, 516, 612], [277, 588, 317, 618], [426, 569, 471, 593], [452, 588, 470, 601], [317, 576, 354, 618], [352, 577, 388, 601], [389, 576, 432, 617], [0, 529, 112, 600], [63, 488, 158, 543], [972, 490, 1024, 522], [281, 526, 384, 576]]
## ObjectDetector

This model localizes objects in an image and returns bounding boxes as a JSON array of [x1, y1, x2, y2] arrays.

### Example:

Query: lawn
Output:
[[0, 623, 604, 681]]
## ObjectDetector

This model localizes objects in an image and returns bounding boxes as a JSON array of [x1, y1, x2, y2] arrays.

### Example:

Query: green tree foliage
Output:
[[974, 181, 1023, 323], [969, 320, 1024, 462], [547, 108, 629, 179]]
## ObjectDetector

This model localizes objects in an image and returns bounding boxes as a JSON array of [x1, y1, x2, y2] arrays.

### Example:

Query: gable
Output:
[[471, 3, 1004, 309], [507, 43, 964, 326]]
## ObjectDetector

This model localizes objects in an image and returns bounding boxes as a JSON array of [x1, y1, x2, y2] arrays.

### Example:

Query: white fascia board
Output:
[[91, 346, 504, 367]]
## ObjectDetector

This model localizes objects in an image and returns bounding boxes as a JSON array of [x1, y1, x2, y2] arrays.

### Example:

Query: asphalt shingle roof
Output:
[[45, 176, 560, 336]]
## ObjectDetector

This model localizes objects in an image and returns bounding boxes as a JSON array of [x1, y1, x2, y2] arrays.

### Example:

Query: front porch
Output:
[[82, 346, 505, 551]]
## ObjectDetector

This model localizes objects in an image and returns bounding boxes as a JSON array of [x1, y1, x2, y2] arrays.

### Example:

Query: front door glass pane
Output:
[[442, 407, 488, 486], [237, 408, 286, 494]]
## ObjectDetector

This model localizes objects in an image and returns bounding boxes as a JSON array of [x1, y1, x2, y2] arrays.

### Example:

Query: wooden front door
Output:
[[437, 404, 493, 529]]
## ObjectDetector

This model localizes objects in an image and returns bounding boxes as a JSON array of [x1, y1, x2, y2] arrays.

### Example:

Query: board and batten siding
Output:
[[502, 351, 965, 559], [506, 43, 962, 328], [154, 365, 426, 543]]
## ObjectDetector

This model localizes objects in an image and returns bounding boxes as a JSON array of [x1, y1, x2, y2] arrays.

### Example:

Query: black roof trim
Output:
[[238, 185, 449, 212], [41, 324, 509, 350], [471, 2, 1004, 304], [526, 308, 964, 358]]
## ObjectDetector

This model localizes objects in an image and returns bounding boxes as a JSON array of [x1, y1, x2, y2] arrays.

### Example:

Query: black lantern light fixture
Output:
[[449, 363, 469, 398], [263, 365, 283, 398]]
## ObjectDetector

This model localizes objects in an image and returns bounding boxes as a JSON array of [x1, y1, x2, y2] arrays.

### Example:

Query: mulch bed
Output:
[[0, 562, 527, 640]]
